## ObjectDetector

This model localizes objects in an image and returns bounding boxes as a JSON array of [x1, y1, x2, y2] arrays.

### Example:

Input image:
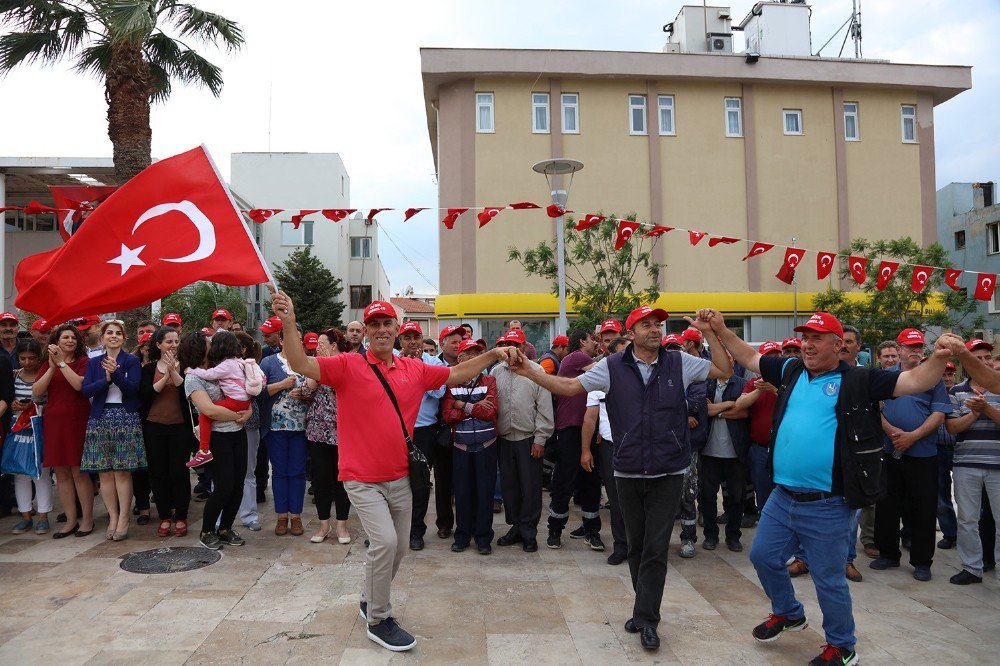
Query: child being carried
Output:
[[186, 357, 263, 468]]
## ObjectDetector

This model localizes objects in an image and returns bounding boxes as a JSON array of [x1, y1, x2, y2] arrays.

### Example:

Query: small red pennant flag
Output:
[[742, 242, 773, 261], [876, 261, 900, 290], [442, 208, 469, 229], [816, 252, 837, 279], [546, 204, 571, 218], [23, 200, 61, 214], [575, 214, 605, 231], [775, 247, 806, 285], [509, 201, 541, 210], [403, 207, 427, 221], [615, 220, 640, 250], [910, 265, 933, 293], [367, 208, 392, 222], [0, 206, 22, 213], [291, 209, 319, 228], [974, 273, 997, 301], [708, 236, 739, 247], [320, 208, 355, 222], [689, 231, 707, 245], [849, 256, 868, 284], [944, 269, 963, 291], [247, 208, 283, 224], [644, 225, 674, 237], [477, 206, 504, 228]]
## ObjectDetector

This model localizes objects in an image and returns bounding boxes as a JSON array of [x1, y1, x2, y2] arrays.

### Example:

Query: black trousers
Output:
[[143, 422, 193, 521], [498, 437, 543, 540], [202, 430, 248, 534], [699, 455, 744, 541], [132, 470, 151, 511], [548, 426, 602, 535], [255, 435, 269, 499], [453, 444, 499, 548], [983, 493, 996, 569], [875, 455, 938, 567], [434, 428, 455, 531], [616, 474, 684, 629], [597, 440, 628, 555], [410, 425, 438, 538], [309, 441, 350, 521]]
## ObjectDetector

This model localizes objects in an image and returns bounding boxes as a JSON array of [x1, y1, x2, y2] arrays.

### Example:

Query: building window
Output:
[[531, 93, 550, 133], [350, 236, 372, 259], [3, 211, 57, 232], [725, 97, 743, 137], [350, 285, 373, 309], [658, 95, 675, 135], [629, 94, 647, 135], [843, 102, 860, 141], [954, 230, 966, 250], [281, 221, 313, 246], [901, 105, 917, 143], [783, 109, 803, 135], [561, 93, 579, 133], [988, 223, 1000, 255], [476, 92, 494, 133]]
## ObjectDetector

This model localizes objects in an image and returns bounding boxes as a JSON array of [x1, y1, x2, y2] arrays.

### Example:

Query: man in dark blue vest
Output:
[[512, 305, 732, 651]]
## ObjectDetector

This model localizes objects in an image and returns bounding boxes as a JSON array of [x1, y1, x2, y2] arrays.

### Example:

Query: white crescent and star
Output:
[[982, 278, 993, 289], [787, 253, 801, 267], [880, 267, 892, 278], [852, 261, 863, 273], [107, 200, 217, 276], [820, 255, 833, 267], [915, 270, 929, 284]]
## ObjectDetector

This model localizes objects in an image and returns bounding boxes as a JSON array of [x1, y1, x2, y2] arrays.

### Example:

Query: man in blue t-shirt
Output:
[[710, 310, 958, 666], [872, 328, 952, 581]]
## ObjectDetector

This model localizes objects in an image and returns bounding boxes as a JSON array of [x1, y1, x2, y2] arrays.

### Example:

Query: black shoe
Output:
[[912, 566, 932, 581], [569, 525, 586, 539], [477, 544, 492, 555], [869, 557, 900, 570], [409, 536, 424, 551], [522, 539, 538, 552], [492, 500, 503, 514], [193, 481, 207, 495], [937, 537, 956, 549], [950, 570, 983, 585], [752, 613, 808, 642], [985, 561, 996, 572], [193, 491, 210, 503], [741, 514, 758, 528], [624, 618, 640, 634], [366, 617, 416, 652], [607, 551, 627, 566], [307, 484, 314, 496], [717, 514, 728, 525], [437, 528, 452, 539], [199, 531, 223, 550], [640, 626, 659, 650], [702, 537, 718, 551], [57, 512, 67, 523], [256, 493, 266, 504], [809, 644, 858, 666], [451, 542, 468, 553], [359, 601, 367, 620], [584, 533, 606, 552], [901, 537, 911, 550], [546, 531, 562, 549], [497, 529, 522, 546], [219, 529, 245, 546], [726, 539, 743, 553], [52, 524, 79, 539]]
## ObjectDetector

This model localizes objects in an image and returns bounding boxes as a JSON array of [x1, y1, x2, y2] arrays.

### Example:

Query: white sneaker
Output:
[[680, 541, 696, 558]]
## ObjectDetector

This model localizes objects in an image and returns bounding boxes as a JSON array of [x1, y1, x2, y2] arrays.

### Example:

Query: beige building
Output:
[[420, 9, 971, 346]]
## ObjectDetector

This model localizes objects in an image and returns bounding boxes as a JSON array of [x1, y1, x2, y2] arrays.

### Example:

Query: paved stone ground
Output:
[[0, 482, 998, 665]]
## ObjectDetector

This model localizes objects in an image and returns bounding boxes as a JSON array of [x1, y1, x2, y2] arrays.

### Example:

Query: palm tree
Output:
[[0, 1, 244, 184]]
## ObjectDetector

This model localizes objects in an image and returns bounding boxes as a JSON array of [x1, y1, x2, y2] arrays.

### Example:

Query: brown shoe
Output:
[[290, 516, 304, 536], [274, 517, 288, 536], [863, 544, 879, 559], [846, 562, 863, 582], [437, 527, 452, 539], [787, 559, 809, 577]]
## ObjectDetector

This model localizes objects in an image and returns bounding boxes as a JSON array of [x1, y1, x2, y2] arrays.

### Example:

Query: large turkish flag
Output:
[[15, 146, 271, 323]]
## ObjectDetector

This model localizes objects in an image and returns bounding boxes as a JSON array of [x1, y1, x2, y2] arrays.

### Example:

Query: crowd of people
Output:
[[1, 297, 998, 664]]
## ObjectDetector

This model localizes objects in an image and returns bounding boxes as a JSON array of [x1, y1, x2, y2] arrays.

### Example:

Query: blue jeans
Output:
[[938, 448, 957, 540], [748, 444, 773, 510], [267, 430, 308, 515], [750, 487, 855, 650]]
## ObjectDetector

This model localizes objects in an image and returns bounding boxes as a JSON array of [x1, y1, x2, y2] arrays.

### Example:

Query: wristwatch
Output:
[[57, 361, 67, 368]]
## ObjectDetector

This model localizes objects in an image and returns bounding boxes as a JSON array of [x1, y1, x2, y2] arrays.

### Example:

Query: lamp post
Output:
[[532, 158, 584, 336]]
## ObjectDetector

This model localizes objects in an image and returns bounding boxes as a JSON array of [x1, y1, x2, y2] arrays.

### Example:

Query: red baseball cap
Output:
[[303, 332, 319, 350], [259, 316, 283, 334], [759, 341, 782, 355], [211, 308, 232, 321], [363, 300, 397, 323], [200, 327, 214, 336], [552, 335, 569, 347], [793, 312, 844, 338], [137, 332, 152, 345], [439, 325, 464, 343], [781, 337, 802, 349], [946, 361, 957, 370], [76, 315, 101, 331], [457, 339, 484, 355], [497, 329, 526, 345], [30, 319, 50, 332], [599, 319, 623, 334], [967, 338, 994, 352], [0, 312, 18, 323], [897, 328, 925, 346], [625, 305, 669, 331], [162, 312, 182, 326], [662, 333, 683, 347], [680, 328, 703, 343], [398, 321, 423, 336]]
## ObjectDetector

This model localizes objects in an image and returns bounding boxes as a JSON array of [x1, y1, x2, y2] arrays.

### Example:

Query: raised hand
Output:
[[934, 333, 964, 357], [267, 284, 295, 323]]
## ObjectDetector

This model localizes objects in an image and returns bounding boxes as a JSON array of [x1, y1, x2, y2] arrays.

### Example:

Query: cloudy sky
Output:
[[2, 0, 997, 294]]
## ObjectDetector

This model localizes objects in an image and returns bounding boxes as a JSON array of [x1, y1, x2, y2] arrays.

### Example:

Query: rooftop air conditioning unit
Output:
[[707, 33, 733, 52]]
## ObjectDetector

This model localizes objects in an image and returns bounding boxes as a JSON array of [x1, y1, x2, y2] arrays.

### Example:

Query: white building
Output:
[[230, 152, 391, 325]]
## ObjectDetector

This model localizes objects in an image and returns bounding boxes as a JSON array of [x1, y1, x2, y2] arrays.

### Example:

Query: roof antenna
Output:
[[814, 0, 863, 58]]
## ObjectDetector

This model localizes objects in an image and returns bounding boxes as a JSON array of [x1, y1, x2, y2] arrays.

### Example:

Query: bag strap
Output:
[[366, 361, 413, 446]]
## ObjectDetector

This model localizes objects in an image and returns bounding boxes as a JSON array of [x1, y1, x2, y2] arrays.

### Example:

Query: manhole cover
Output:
[[120, 546, 221, 574]]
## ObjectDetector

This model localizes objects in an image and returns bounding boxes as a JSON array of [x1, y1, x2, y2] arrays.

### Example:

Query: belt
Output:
[[779, 486, 834, 502]]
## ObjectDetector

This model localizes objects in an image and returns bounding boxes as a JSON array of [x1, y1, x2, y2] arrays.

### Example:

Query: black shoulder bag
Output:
[[366, 362, 431, 489]]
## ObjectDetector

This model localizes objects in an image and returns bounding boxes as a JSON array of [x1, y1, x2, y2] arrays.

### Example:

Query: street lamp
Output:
[[532, 158, 584, 336]]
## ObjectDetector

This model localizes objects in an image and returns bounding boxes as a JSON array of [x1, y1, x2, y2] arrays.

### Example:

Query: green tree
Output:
[[271, 247, 345, 334], [812, 237, 985, 347], [507, 215, 662, 331], [155, 282, 246, 333]]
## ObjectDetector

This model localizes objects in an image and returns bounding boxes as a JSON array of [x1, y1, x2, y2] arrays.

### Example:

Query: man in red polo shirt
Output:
[[735, 342, 783, 512], [268, 288, 516, 653]]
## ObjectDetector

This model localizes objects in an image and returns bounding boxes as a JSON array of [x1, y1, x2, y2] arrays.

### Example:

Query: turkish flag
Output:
[[23, 201, 61, 215], [403, 207, 427, 221], [247, 208, 283, 224], [51, 185, 117, 241], [944, 269, 963, 291], [849, 256, 868, 284], [708, 236, 739, 247], [615, 220, 640, 250], [644, 225, 673, 237], [291, 209, 318, 228], [816, 252, 837, 279], [14, 146, 270, 323], [442, 208, 468, 229], [546, 204, 572, 218], [508, 201, 540, 210], [875, 261, 900, 290], [742, 242, 773, 261], [689, 231, 707, 245], [367, 208, 392, 222], [476, 207, 504, 228], [775, 247, 805, 285], [974, 273, 997, 302], [910, 265, 933, 293], [575, 214, 605, 231], [321, 208, 356, 222]]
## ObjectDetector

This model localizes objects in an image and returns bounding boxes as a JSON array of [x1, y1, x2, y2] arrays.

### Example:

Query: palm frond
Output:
[[166, 3, 243, 51], [100, 1, 156, 45], [0, 1, 71, 31], [146, 58, 171, 102], [73, 38, 113, 77], [174, 45, 222, 95], [0, 31, 63, 71], [60, 9, 92, 53]]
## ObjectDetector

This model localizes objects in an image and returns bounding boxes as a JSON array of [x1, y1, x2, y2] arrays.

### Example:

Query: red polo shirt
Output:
[[742, 376, 778, 445], [318, 350, 451, 482]]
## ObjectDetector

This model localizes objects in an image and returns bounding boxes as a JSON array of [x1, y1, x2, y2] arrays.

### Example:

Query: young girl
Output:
[[186, 333, 263, 468], [9, 339, 49, 535]]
